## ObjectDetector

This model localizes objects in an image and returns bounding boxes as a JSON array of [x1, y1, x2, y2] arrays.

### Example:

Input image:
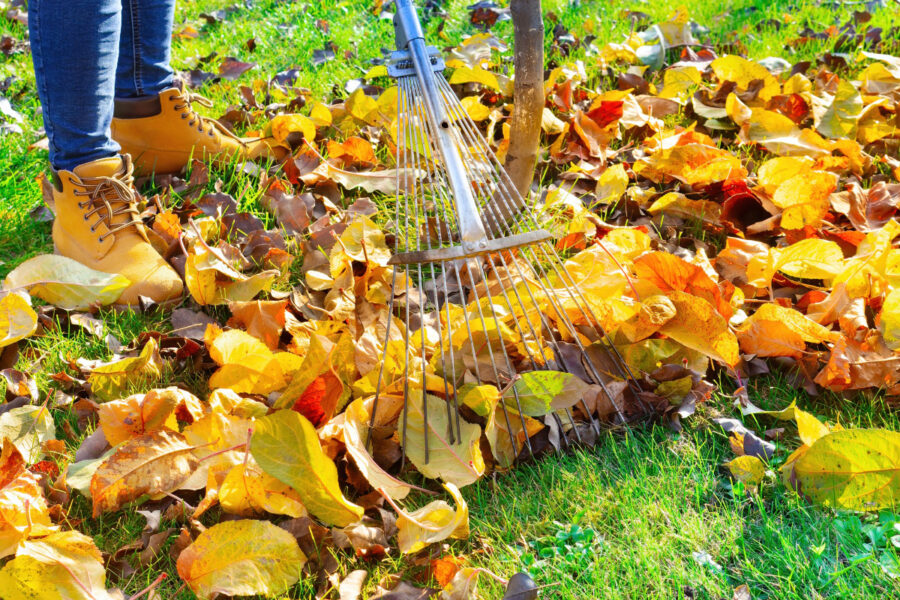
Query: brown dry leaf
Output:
[[90, 430, 199, 516], [176, 519, 306, 599], [227, 299, 288, 350], [396, 483, 469, 554], [0, 439, 56, 559], [486, 404, 543, 469]]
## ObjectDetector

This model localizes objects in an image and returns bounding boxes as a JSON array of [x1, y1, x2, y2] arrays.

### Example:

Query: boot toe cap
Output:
[[117, 261, 183, 306]]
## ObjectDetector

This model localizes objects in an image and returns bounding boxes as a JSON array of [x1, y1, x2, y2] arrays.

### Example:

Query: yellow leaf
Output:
[[595, 163, 629, 204], [0, 292, 36, 348], [3, 254, 129, 310], [0, 440, 56, 559], [397, 483, 469, 553], [441, 567, 481, 600], [250, 410, 364, 526], [270, 114, 316, 144], [401, 394, 485, 488], [88, 338, 163, 402], [458, 384, 500, 417], [756, 156, 815, 196], [778, 238, 844, 281], [207, 328, 286, 394], [90, 430, 199, 516], [343, 398, 412, 500], [791, 429, 900, 510], [363, 64, 388, 79], [460, 96, 491, 121], [502, 370, 590, 417], [219, 461, 307, 518], [647, 191, 721, 222], [817, 78, 863, 139], [659, 291, 740, 367], [772, 171, 838, 229], [795, 408, 829, 447], [634, 143, 747, 186], [449, 66, 499, 90], [879, 288, 900, 350], [541, 108, 566, 134], [0, 405, 56, 463], [97, 387, 198, 446], [727, 455, 765, 486], [0, 531, 121, 600], [346, 87, 380, 124], [309, 101, 333, 127], [711, 55, 780, 100], [176, 520, 305, 599]]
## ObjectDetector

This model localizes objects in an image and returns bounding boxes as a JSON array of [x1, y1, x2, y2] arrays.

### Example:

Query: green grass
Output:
[[3, 0, 900, 598]]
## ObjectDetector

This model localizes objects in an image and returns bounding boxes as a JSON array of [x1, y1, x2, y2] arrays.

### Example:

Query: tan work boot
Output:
[[51, 155, 183, 306], [110, 82, 284, 175]]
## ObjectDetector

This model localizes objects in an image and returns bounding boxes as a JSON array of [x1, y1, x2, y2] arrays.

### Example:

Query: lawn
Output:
[[2, 0, 900, 598]]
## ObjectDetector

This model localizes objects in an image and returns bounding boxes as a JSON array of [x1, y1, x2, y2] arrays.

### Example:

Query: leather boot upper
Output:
[[110, 83, 283, 175], [51, 155, 183, 305]]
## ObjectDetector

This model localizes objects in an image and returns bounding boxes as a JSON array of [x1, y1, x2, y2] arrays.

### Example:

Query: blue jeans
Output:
[[28, 0, 176, 171]]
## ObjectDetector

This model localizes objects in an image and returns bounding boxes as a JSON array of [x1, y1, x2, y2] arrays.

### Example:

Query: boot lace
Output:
[[70, 173, 143, 243], [170, 89, 241, 141]]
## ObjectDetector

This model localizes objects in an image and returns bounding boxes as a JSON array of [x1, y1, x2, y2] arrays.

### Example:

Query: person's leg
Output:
[[115, 0, 176, 98], [28, 0, 121, 171]]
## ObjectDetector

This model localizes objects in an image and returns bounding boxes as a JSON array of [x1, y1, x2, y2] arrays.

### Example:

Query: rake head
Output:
[[369, 0, 641, 469]]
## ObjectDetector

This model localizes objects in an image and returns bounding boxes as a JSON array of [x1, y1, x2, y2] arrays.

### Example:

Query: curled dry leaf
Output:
[[90, 430, 199, 516], [176, 519, 306, 599], [396, 483, 469, 554], [0, 404, 56, 463]]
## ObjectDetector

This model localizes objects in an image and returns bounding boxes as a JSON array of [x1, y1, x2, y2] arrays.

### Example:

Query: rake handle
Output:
[[393, 0, 489, 244]]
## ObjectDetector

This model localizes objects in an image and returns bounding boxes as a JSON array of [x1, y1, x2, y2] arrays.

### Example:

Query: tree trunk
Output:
[[504, 0, 544, 207]]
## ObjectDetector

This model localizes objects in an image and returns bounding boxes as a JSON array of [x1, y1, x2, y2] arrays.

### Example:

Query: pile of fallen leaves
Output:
[[3, 3, 900, 598]]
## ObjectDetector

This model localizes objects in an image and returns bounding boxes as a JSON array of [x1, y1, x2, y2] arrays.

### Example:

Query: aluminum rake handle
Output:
[[393, 0, 489, 244]]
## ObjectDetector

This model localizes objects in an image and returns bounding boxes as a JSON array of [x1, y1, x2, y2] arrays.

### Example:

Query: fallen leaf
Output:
[[343, 398, 412, 500], [90, 430, 199, 516], [250, 410, 364, 526], [791, 429, 900, 511], [3, 255, 130, 310], [659, 291, 740, 367], [401, 394, 485, 488], [0, 292, 37, 348], [176, 519, 305, 599], [0, 531, 123, 600], [501, 370, 590, 416], [88, 338, 163, 402], [727, 455, 765, 487], [397, 483, 469, 553], [0, 439, 56, 559]]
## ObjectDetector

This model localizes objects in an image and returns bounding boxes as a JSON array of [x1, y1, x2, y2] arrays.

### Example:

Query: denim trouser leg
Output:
[[28, 0, 122, 171], [116, 0, 177, 98]]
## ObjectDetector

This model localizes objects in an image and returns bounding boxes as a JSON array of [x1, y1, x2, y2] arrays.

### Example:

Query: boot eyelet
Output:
[[98, 237, 103, 243], [83, 215, 88, 221]]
